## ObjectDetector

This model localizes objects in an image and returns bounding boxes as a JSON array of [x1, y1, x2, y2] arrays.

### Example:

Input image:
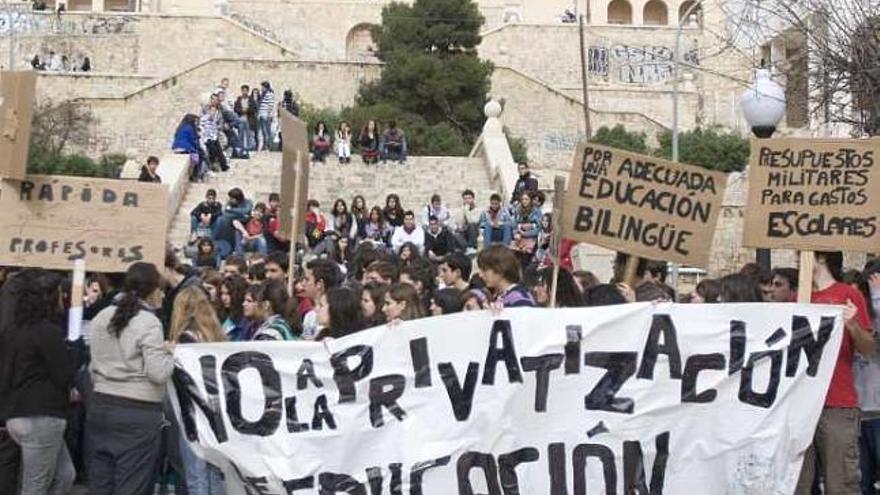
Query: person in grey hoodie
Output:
[[87, 262, 174, 495]]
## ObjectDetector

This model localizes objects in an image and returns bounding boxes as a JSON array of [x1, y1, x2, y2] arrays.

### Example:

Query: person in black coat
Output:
[[510, 162, 539, 204], [138, 156, 161, 183]]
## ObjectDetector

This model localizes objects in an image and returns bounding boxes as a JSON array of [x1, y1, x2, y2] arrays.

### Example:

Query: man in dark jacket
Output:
[[424, 216, 453, 261], [511, 162, 539, 204], [161, 248, 202, 335]]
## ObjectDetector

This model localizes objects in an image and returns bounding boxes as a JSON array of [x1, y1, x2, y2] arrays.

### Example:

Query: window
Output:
[[607, 0, 633, 24], [643, 0, 668, 25]]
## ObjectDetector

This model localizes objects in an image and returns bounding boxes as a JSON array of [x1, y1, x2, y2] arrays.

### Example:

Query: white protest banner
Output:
[[170, 304, 843, 494]]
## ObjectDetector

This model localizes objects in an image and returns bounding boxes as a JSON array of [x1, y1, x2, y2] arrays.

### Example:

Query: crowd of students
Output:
[[170, 77, 412, 184]]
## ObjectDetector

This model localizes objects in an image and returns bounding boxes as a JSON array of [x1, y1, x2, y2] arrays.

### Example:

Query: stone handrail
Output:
[[119, 153, 191, 228], [471, 100, 518, 202]]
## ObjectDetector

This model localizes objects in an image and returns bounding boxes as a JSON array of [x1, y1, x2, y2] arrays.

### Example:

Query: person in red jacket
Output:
[[796, 250, 873, 495]]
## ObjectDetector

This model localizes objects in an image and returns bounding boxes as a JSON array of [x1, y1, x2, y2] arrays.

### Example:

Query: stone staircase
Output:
[[167, 152, 499, 249]]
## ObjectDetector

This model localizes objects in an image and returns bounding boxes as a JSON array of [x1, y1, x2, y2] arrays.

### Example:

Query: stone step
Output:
[[167, 153, 499, 250]]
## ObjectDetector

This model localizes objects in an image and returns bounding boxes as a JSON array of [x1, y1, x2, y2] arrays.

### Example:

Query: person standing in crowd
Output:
[[481, 193, 513, 246], [248, 280, 298, 341], [329, 199, 359, 245], [360, 282, 387, 327], [690, 279, 720, 304], [717, 273, 763, 303], [770, 267, 798, 303], [168, 286, 226, 495], [454, 189, 482, 254], [855, 259, 880, 495], [305, 200, 328, 249], [302, 259, 342, 339], [351, 195, 368, 237], [359, 120, 380, 164], [439, 253, 472, 292], [161, 249, 202, 332], [258, 81, 275, 151], [363, 206, 392, 247], [430, 288, 464, 316], [234, 84, 258, 152], [796, 251, 873, 495], [137, 156, 161, 183], [201, 93, 228, 173], [219, 275, 250, 341], [2, 270, 77, 495], [383, 283, 424, 322], [391, 211, 425, 255], [87, 262, 174, 495], [316, 287, 364, 340], [335, 121, 353, 164], [477, 245, 536, 307], [511, 162, 538, 204]]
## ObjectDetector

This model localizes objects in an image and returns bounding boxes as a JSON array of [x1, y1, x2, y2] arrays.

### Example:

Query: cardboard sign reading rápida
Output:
[[0, 175, 167, 272], [279, 111, 310, 238], [561, 143, 727, 267], [743, 138, 880, 251]]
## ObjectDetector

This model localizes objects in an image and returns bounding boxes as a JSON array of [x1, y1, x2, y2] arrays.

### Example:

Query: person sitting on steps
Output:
[[380, 120, 407, 165]]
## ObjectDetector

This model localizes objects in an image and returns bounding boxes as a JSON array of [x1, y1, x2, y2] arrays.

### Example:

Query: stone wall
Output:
[[489, 66, 675, 173], [75, 59, 381, 157], [36, 72, 156, 100], [0, 12, 294, 75]]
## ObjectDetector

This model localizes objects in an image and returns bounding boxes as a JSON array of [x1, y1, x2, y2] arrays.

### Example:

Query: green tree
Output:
[[357, 0, 493, 155], [656, 127, 749, 172], [590, 125, 648, 154]]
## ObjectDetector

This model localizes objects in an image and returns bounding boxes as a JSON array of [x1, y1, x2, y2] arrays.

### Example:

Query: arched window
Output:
[[679, 0, 703, 26], [607, 0, 633, 24], [643, 0, 668, 25], [346, 23, 379, 61]]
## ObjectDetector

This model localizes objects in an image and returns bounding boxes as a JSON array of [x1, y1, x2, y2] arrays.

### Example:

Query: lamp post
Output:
[[669, 0, 702, 296], [740, 65, 786, 270]]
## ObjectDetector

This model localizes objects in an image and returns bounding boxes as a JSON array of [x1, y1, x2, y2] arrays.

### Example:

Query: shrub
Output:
[[656, 127, 749, 172], [591, 125, 648, 154]]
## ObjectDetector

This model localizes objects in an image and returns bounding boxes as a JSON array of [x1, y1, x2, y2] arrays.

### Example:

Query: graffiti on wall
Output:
[[543, 132, 585, 153], [587, 43, 699, 84], [0, 11, 135, 36]]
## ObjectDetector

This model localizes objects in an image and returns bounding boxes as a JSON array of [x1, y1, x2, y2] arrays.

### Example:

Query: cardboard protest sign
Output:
[[0, 71, 37, 181], [0, 175, 167, 272], [278, 111, 310, 239], [171, 304, 842, 494], [561, 143, 727, 267], [743, 138, 880, 251]]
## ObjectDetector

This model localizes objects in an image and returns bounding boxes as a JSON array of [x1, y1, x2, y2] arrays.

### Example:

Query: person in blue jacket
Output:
[[171, 114, 206, 182]]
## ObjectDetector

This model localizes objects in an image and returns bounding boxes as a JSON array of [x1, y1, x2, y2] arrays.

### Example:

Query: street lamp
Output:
[[740, 65, 786, 270]]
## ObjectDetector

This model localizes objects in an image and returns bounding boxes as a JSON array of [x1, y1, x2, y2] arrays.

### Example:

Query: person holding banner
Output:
[[87, 262, 175, 495], [168, 286, 227, 495], [796, 251, 873, 495], [2, 269, 78, 495]]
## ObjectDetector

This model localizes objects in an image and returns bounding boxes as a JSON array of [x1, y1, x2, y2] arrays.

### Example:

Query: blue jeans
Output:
[[258, 116, 274, 151], [861, 417, 880, 494], [236, 232, 267, 255], [482, 225, 512, 246], [178, 432, 225, 495], [6, 416, 75, 495]]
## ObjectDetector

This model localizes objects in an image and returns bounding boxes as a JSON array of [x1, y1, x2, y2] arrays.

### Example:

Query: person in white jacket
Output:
[[391, 211, 425, 254]]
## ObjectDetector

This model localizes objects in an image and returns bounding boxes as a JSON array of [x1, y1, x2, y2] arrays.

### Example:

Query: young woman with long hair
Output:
[[87, 262, 174, 494], [363, 206, 392, 247], [510, 192, 543, 266], [383, 283, 425, 322], [218, 275, 249, 341], [330, 199, 358, 243], [351, 195, 368, 236], [336, 121, 353, 164], [247, 279, 299, 341], [312, 121, 332, 163], [3, 269, 77, 495], [359, 120, 380, 164], [384, 194, 405, 228], [316, 287, 365, 340], [360, 282, 387, 327]]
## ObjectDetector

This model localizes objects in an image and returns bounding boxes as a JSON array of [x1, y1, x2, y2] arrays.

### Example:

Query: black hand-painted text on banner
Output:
[[560, 143, 727, 267], [743, 138, 880, 251], [0, 175, 167, 272], [170, 304, 842, 494]]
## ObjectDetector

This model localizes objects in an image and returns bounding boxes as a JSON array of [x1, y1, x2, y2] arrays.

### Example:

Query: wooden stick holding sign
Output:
[[67, 259, 85, 341], [548, 175, 566, 308], [279, 111, 311, 296], [797, 251, 814, 304]]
